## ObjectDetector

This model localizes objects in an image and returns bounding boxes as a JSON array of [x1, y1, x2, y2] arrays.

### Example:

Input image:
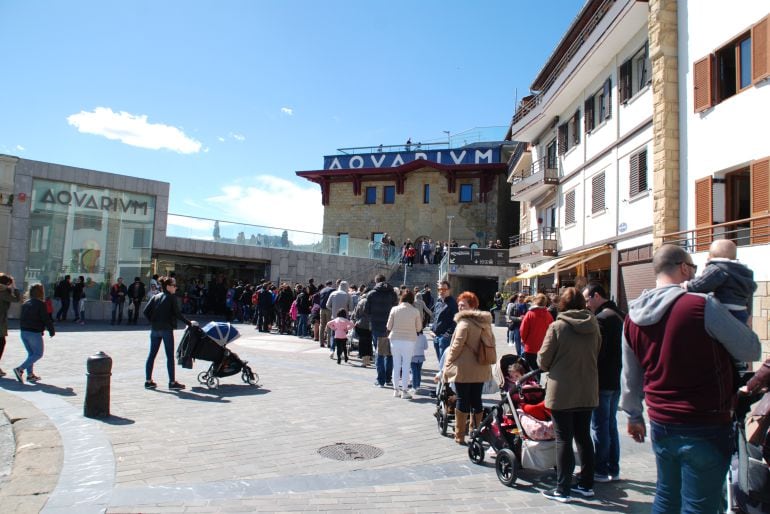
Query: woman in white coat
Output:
[[387, 289, 423, 399]]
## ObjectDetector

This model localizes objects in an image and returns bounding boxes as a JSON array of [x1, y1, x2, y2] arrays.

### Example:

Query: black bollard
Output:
[[84, 351, 112, 418]]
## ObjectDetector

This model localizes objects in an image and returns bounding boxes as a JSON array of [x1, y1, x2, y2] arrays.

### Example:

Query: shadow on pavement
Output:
[[0, 379, 76, 396], [96, 415, 136, 426], [153, 389, 231, 403], [190, 385, 271, 398]]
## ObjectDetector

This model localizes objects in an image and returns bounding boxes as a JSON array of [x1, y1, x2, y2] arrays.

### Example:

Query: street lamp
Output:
[[447, 215, 455, 246], [443, 130, 451, 148]]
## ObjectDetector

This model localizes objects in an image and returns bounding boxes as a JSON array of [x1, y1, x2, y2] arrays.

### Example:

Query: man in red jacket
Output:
[[621, 244, 760, 513]]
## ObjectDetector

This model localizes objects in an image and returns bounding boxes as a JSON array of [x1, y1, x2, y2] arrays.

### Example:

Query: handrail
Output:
[[662, 214, 770, 251], [510, 0, 615, 127], [509, 227, 558, 248], [509, 156, 559, 184]]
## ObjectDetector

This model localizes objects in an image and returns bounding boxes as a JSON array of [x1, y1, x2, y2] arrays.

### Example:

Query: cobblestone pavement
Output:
[[0, 321, 657, 513]]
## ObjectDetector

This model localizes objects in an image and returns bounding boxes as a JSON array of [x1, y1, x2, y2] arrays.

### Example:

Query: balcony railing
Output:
[[510, 227, 558, 248], [509, 156, 559, 185], [510, 0, 615, 127], [662, 215, 770, 252]]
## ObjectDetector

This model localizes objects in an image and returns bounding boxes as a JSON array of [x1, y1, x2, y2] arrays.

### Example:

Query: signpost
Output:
[[448, 248, 509, 267]]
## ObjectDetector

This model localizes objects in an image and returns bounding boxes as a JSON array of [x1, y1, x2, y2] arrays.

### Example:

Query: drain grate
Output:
[[317, 443, 383, 461]]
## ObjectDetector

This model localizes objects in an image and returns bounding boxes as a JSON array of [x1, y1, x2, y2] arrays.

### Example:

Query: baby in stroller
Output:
[[468, 354, 556, 487]]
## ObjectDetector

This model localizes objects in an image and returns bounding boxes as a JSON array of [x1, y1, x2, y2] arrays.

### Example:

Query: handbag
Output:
[[746, 391, 770, 446]]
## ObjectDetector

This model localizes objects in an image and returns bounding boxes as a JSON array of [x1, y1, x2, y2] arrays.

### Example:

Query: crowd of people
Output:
[[0, 239, 768, 510]]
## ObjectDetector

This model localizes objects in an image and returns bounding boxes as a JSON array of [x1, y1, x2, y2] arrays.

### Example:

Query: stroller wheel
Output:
[[436, 409, 449, 436], [197, 372, 208, 384], [206, 376, 219, 389], [242, 367, 259, 386], [468, 436, 485, 465], [496, 448, 519, 487]]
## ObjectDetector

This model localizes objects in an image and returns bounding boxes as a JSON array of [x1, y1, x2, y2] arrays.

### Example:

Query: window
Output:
[[365, 186, 377, 204], [591, 172, 606, 214], [546, 139, 557, 169], [459, 184, 473, 203], [571, 110, 581, 146], [630, 149, 648, 197], [558, 123, 568, 155], [338, 233, 349, 256], [584, 78, 611, 132], [619, 44, 651, 103], [693, 15, 770, 112], [73, 214, 103, 231], [423, 184, 430, 204], [132, 228, 151, 248], [559, 110, 581, 154], [383, 185, 395, 204], [565, 190, 576, 225]]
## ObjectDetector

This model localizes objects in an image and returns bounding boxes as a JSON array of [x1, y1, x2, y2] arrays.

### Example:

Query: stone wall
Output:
[[753, 281, 770, 362], [322, 168, 510, 246], [649, 0, 680, 249]]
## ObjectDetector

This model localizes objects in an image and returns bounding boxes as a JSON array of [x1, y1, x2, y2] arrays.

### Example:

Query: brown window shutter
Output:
[[565, 190, 576, 225], [573, 110, 581, 145], [752, 16, 770, 84], [604, 78, 612, 119], [694, 176, 713, 251], [750, 157, 770, 244], [619, 60, 632, 103], [638, 149, 648, 192], [693, 55, 714, 113], [584, 98, 594, 132], [630, 152, 640, 197], [558, 124, 568, 155], [592, 172, 606, 214]]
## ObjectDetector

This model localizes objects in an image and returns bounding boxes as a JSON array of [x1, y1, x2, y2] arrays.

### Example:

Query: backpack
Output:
[[475, 332, 497, 365]]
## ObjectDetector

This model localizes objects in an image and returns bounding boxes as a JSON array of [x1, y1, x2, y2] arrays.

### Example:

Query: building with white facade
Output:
[[506, 0, 655, 309], [666, 0, 770, 358]]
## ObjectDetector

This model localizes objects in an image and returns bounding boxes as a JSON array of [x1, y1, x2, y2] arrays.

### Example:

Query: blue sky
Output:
[[0, 0, 583, 233]]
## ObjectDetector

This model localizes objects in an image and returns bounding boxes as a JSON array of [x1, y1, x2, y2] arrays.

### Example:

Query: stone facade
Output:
[[649, 0, 680, 249], [753, 281, 770, 362], [322, 167, 515, 246]]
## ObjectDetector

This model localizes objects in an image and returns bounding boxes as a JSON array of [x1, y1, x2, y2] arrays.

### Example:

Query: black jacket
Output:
[[144, 292, 191, 330], [364, 282, 398, 332], [431, 295, 458, 338], [318, 286, 335, 310], [127, 281, 146, 301], [595, 300, 625, 391], [20, 298, 55, 335]]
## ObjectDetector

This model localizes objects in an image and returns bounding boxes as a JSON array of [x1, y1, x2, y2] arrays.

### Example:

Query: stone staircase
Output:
[[388, 263, 440, 289]]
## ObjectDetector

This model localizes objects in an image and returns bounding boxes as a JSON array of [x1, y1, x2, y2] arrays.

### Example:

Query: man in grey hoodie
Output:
[[621, 244, 760, 513]]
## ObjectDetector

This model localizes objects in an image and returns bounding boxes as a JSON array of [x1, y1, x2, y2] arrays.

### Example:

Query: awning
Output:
[[504, 244, 613, 284], [506, 256, 567, 284]]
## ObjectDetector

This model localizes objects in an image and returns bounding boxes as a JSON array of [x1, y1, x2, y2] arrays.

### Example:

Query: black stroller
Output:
[[178, 322, 259, 390]]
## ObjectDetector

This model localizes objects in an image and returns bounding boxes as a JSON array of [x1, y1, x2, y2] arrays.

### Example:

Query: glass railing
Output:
[[165, 214, 379, 259]]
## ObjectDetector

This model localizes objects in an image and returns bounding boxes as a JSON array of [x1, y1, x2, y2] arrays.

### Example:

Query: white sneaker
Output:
[[393, 388, 400, 397], [507, 342, 515, 347], [407, 388, 417, 396], [401, 391, 413, 400]]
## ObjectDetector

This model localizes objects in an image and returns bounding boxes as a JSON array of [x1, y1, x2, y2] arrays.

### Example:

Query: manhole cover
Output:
[[317, 443, 383, 461]]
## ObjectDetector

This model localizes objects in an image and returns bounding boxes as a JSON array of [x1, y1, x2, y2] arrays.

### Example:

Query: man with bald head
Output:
[[621, 244, 760, 512], [683, 238, 756, 324]]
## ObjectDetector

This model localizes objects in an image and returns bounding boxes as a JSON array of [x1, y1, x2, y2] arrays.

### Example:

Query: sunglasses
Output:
[[676, 261, 698, 272]]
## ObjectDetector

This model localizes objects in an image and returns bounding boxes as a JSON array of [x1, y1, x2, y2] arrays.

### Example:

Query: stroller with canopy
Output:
[[468, 353, 557, 487], [178, 322, 259, 389]]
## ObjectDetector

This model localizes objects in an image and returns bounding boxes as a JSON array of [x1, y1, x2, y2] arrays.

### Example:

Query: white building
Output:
[[672, 0, 770, 356], [506, 0, 655, 309]]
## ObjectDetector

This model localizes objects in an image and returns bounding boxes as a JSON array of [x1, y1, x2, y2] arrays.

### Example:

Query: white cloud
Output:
[[66, 107, 202, 154], [230, 132, 245, 142], [205, 175, 322, 233], [217, 136, 226, 142], [280, 107, 294, 116], [15, 145, 25, 151]]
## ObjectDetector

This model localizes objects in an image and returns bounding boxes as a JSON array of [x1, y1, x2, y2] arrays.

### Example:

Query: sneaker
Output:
[[13, 368, 23, 383], [26, 374, 41, 382], [144, 380, 157, 389], [385, 381, 393, 387], [168, 381, 185, 390], [0, 368, 5, 378], [609, 475, 621, 482], [373, 381, 383, 387], [401, 391, 413, 400], [594, 474, 612, 483], [393, 388, 400, 397], [571, 485, 595, 497], [542, 489, 571, 503], [507, 342, 515, 347], [407, 388, 417, 396]]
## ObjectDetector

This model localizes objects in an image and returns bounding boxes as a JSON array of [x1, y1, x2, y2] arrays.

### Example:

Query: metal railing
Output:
[[165, 214, 379, 260], [509, 227, 559, 248], [438, 252, 449, 282], [509, 156, 559, 184], [662, 215, 770, 252], [510, 0, 615, 127]]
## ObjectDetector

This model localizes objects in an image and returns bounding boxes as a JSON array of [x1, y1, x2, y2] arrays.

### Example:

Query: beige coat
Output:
[[537, 309, 601, 411], [386, 303, 422, 342], [442, 310, 495, 384]]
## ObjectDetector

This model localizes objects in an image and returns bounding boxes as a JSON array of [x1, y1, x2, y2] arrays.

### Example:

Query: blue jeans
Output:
[[512, 328, 522, 355], [111, 302, 124, 323], [433, 335, 451, 361], [410, 361, 424, 389], [295, 314, 308, 337], [19, 330, 45, 374], [373, 329, 393, 385], [146, 329, 176, 383], [650, 420, 732, 514], [591, 389, 621, 477]]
